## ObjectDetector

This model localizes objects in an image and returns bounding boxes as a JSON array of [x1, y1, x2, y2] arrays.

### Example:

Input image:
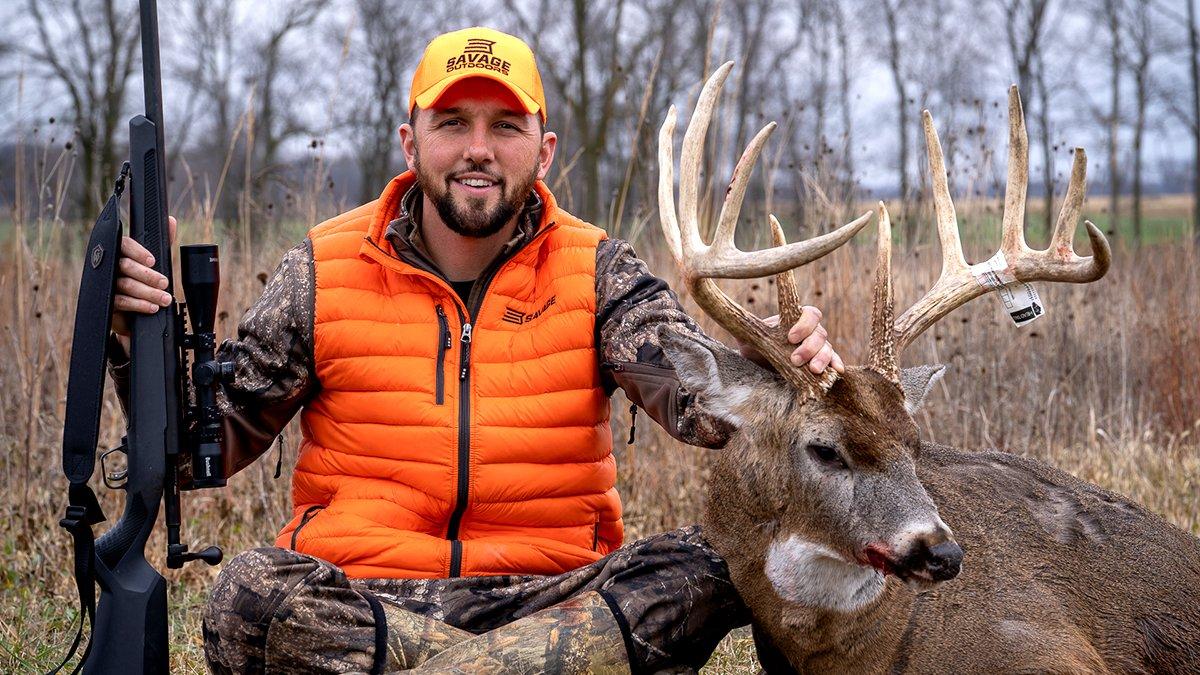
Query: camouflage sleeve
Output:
[[595, 238, 736, 449], [108, 240, 318, 477]]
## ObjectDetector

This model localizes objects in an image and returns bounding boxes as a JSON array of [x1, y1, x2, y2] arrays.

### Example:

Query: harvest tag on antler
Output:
[[968, 251, 1044, 326]]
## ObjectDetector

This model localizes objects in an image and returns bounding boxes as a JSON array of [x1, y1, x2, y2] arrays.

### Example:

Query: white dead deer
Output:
[[657, 63, 1200, 673]]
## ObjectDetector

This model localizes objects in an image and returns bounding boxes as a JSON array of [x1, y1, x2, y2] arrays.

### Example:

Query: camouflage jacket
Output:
[[111, 186, 737, 476]]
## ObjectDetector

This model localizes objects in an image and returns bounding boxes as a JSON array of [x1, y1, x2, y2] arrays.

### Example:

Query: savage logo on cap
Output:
[[446, 38, 511, 75]]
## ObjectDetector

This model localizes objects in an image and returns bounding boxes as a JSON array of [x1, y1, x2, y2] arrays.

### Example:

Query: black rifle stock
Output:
[[56, 1, 227, 672], [84, 112, 174, 673]]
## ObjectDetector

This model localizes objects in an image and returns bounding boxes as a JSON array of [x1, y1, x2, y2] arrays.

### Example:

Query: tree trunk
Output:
[[1188, 0, 1200, 244], [882, 0, 911, 242], [835, 3, 855, 212], [79, 127, 100, 224], [814, 28, 830, 169], [1035, 56, 1054, 242], [1133, 65, 1146, 245], [1107, 0, 1121, 237], [1003, 0, 1051, 241], [571, 0, 599, 221]]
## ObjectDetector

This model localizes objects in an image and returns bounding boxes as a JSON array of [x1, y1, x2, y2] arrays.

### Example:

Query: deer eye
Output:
[[807, 443, 847, 469]]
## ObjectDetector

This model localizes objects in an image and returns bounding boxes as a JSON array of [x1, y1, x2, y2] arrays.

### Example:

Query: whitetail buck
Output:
[[657, 63, 1200, 673]]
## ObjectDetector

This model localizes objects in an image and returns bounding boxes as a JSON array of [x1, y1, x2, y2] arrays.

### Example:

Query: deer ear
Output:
[[899, 364, 946, 414], [656, 326, 782, 426]]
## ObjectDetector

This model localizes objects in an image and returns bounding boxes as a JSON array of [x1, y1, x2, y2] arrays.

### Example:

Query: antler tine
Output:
[[1001, 85, 1030, 256], [658, 62, 856, 398], [1049, 148, 1111, 280], [868, 202, 899, 383], [713, 121, 778, 252], [677, 61, 734, 262], [658, 105, 683, 261], [892, 89, 1113, 353], [769, 215, 804, 329], [922, 110, 967, 276], [1052, 148, 1086, 254]]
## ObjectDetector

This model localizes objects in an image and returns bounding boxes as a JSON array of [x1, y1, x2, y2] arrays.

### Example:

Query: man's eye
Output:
[[807, 443, 847, 469]]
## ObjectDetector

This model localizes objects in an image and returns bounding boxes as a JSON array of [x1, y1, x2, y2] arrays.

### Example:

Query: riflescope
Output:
[[180, 244, 232, 489]]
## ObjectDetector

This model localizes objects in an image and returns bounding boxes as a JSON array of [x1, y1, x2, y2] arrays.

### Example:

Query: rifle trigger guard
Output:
[[101, 440, 129, 489]]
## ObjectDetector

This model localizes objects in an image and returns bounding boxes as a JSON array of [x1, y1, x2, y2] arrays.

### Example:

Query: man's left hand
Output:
[[738, 305, 844, 374]]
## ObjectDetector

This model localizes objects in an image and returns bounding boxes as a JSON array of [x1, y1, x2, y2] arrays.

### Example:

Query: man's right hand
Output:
[[112, 215, 178, 336]]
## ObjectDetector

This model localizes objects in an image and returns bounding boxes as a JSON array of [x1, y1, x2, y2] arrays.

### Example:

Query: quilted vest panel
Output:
[[274, 172, 618, 578]]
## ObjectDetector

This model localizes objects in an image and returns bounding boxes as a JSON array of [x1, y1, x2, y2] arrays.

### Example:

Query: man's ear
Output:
[[399, 122, 417, 169], [536, 130, 557, 180], [656, 326, 784, 427], [899, 364, 946, 414]]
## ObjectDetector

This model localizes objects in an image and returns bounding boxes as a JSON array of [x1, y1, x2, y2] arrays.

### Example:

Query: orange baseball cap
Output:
[[409, 27, 547, 123]]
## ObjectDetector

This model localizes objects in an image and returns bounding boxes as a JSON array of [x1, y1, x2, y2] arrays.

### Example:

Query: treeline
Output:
[[1, 0, 1198, 245]]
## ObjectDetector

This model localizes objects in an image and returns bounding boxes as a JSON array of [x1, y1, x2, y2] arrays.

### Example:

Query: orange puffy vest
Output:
[[274, 171, 621, 579]]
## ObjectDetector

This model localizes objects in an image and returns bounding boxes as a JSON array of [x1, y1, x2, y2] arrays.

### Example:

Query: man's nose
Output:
[[463, 126, 494, 164]]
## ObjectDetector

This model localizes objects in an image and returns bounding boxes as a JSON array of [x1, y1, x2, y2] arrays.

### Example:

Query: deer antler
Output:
[[868, 86, 1112, 381], [659, 62, 872, 397]]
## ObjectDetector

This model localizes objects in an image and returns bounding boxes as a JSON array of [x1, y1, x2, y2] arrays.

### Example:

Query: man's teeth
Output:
[[459, 178, 494, 188]]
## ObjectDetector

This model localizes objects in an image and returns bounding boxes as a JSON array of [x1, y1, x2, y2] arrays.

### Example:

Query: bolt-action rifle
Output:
[[55, 0, 229, 672]]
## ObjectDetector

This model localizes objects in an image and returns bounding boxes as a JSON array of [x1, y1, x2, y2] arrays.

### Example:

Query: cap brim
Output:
[[413, 72, 542, 121]]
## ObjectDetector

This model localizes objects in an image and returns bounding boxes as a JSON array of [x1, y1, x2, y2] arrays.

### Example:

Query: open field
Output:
[[0, 191, 1197, 672]]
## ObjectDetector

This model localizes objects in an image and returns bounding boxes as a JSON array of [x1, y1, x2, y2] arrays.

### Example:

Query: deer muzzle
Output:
[[890, 531, 963, 585], [861, 524, 963, 586]]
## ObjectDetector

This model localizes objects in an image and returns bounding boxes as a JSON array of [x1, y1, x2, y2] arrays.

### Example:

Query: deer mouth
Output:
[[859, 546, 939, 589], [860, 539, 962, 588], [859, 544, 898, 576]]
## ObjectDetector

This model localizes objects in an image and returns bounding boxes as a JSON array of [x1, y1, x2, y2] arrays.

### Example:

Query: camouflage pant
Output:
[[202, 525, 750, 674]]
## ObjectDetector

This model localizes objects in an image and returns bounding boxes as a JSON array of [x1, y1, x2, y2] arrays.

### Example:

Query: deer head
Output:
[[656, 63, 1110, 612]]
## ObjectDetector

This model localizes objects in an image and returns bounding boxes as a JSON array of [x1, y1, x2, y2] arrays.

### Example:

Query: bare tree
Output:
[[348, 0, 423, 203], [246, 0, 327, 179], [1185, 0, 1195, 241], [1189, 0, 1200, 243], [1124, 0, 1155, 244], [505, 0, 659, 221], [728, 0, 779, 156], [1157, 0, 1200, 243], [833, 1, 857, 210], [23, 0, 139, 219], [169, 0, 241, 221], [1000, 0, 1055, 239], [1104, 0, 1124, 234], [800, 1, 833, 168], [880, 0, 913, 240]]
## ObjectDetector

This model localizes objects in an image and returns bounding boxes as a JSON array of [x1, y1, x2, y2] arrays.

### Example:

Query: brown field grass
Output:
[[0, 184, 1197, 672]]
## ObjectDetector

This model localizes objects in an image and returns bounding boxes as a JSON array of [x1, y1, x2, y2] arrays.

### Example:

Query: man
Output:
[[111, 26, 841, 674]]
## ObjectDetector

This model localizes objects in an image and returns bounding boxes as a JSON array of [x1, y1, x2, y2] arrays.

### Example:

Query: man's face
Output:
[[400, 79, 556, 238]]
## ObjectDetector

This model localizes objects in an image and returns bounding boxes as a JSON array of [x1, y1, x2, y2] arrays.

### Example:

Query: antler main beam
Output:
[[659, 62, 872, 397]]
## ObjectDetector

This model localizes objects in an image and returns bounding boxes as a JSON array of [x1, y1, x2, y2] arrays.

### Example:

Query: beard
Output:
[[414, 153, 539, 239]]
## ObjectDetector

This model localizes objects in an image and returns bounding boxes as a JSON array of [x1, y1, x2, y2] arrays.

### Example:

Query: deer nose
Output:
[[923, 540, 963, 581]]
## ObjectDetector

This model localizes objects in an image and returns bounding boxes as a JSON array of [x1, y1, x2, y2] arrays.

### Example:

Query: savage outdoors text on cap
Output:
[[409, 27, 547, 123]]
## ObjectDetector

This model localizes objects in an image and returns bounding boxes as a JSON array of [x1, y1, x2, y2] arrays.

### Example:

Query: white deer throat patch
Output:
[[764, 535, 885, 613]]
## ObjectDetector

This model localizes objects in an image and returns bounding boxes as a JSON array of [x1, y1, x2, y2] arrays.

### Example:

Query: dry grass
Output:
[[0, 173, 1197, 672]]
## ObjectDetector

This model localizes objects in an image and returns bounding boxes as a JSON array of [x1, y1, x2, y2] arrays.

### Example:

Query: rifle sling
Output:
[[53, 166, 127, 674]]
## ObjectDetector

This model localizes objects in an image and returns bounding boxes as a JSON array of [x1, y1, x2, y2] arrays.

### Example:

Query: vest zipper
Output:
[[446, 315, 471, 576], [443, 224, 556, 577], [435, 305, 449, 405]]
